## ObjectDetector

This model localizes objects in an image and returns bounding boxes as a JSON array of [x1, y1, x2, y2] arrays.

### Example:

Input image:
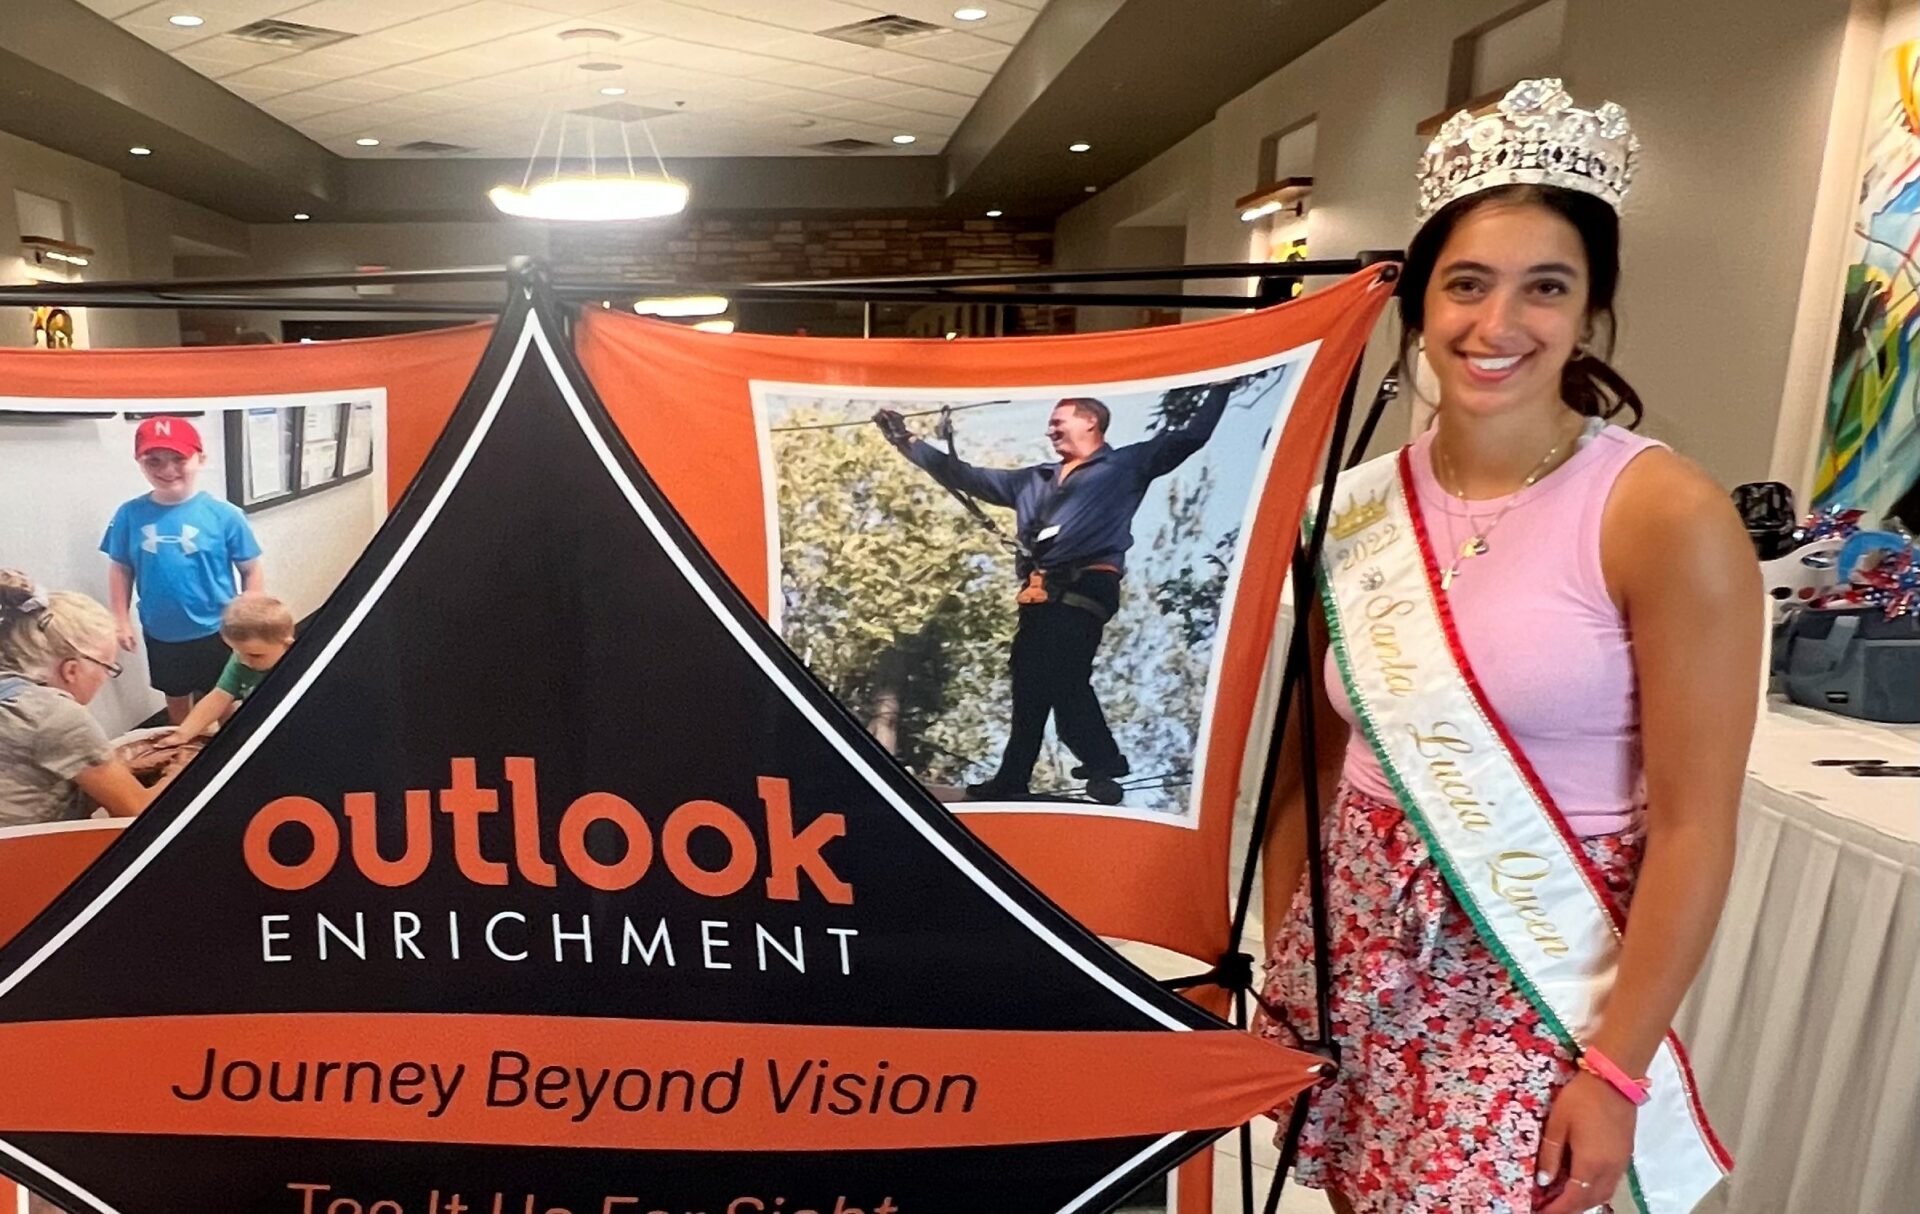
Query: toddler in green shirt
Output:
[[165, 593, 294, 746]]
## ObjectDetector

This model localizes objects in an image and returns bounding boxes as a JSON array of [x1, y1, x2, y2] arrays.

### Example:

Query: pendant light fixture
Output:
[[489, 31, 690, 222]]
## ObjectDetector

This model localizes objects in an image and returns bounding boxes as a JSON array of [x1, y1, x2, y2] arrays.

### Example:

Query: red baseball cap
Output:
[[134, 416, 203, 458]]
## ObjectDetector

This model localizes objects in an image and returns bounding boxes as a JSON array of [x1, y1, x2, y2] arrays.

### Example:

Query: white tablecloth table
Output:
[[1675, 702, 1918, 1214]]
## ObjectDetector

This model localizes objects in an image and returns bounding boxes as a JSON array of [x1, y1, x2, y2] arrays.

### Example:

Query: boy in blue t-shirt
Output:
[[101, 416, 265, 724]]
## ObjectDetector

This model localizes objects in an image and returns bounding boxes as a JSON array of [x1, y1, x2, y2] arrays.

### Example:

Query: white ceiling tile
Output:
[[298, 77, 415, 104], [281, 38, 432, 73], [628, 39, 784, 76], [751, 33, 878, 68], [879, 0, 1038, 39], [351, 62, 467, 89], [123, 22, 208, 52], [378, 1, 560, 49], [956, 45, 1010, 71], [137, 0, 1048, 158], [223, 77, 289, 101], [172, 37, 303, 76], [224, 60, 339, 89], [824, 43, 937, 74], [261, 92, 351, 119], [900, 29, 1004, 60], [970, 9, 1035, 46], [123, 0, 302, 35], [818, 75, 917, 101], [489, 0, 632, 12], [78, 0, 149, 17], [615, 3, 797, 48], [274, 0, 469, 35], [879, 59, 992, 94], [884, 85, 975, 119], [679, 0, 874, 32], [750, 61, 858, 89]]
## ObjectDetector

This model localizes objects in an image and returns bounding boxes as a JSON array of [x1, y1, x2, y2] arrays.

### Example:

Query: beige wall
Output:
[[1055, 0, 1872, 487], [0, 130, 250, 350]]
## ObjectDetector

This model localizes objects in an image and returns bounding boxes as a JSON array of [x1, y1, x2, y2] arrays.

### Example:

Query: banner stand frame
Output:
[[0, 253, 1406, 1214]]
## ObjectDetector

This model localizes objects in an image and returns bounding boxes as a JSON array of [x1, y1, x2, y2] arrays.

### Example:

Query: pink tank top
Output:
[[1326, 422, 1664, 835]]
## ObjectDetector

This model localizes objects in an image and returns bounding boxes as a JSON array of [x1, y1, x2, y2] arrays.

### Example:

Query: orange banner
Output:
[[0, 1013, 1318, 1151]]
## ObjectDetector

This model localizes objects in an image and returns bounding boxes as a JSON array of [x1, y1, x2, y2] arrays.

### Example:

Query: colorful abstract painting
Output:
[[1818, 40, 1920, 521]]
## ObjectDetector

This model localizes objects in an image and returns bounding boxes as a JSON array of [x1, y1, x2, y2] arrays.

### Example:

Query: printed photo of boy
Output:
[[100, 417, 265, 724]]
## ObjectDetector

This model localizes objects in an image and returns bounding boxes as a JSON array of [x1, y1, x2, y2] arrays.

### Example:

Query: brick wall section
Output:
[[548, 215, 1053, 283]]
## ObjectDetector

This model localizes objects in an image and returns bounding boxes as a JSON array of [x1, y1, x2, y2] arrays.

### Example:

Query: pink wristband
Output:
[[1578, 1045, 1651, 1107]]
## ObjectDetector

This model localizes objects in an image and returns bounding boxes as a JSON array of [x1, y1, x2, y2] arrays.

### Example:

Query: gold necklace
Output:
[[1435, 424, 1577, 591]]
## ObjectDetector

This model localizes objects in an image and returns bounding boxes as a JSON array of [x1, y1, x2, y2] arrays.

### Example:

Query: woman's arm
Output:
[[1592, 449, 1761, 1072], [1537, 449, 1762, 1213], [73, 759, 155, 818], [1260, 602, 1350, 945]]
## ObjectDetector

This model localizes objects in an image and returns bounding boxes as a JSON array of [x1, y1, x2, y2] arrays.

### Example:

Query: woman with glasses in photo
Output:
[[0, 569, 154, 826]]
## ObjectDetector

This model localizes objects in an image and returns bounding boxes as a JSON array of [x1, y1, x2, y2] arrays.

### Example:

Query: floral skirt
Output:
[[1256, 783, 1643, 1214]]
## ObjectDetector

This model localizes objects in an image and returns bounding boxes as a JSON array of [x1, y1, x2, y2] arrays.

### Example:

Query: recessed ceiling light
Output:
[[954, 7, 989, 20], [1068, 142, 1091, 153], [985, 209, 1003, 217], [892, 133, 916, 145], [293, 213, 311, 221], [599, 86, 628, 96], [355, 137, 380, 147], [128, 146, 152, 156], [1084, 185, 1097, 193], [168, 14, 204, 27]]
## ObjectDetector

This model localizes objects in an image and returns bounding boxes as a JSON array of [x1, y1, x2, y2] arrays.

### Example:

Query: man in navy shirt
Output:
[[876, 389, 1229, 802]]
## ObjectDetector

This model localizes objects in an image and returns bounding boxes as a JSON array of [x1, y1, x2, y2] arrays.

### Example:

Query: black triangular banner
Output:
[[0, 284, 1309, 1214]]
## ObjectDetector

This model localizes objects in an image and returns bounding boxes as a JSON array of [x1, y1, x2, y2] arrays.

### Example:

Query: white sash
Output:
[[1315, 449, 1730, 1214]]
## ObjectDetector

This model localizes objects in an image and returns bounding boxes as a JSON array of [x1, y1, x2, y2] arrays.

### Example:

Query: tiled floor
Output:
[[1111, 937, 1335, 1214], [1207, 1116, 1335, 1213]]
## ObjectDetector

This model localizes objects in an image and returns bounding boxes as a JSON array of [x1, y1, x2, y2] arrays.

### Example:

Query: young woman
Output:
[[1259, 81, 1761, 1214], [0, 570, 154, 826]]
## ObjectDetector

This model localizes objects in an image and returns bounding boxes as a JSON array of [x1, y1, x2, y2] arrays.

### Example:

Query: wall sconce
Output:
[[1235, 177, 1313, 223], [21, 235, 94, 268]]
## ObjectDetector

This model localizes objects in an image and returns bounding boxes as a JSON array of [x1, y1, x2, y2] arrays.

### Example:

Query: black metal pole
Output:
[[1235, 984, 1256, 1214], [558, 285, 1266, 310], [0, 288, 502, 314], [1249, 357, 1400, 1214], [20, 265, 513, 296], [749, 259, 1371, 290]]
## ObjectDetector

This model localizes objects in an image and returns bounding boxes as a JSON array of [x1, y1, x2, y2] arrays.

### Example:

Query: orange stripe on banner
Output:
[[0, 1015, 1320, 1151]]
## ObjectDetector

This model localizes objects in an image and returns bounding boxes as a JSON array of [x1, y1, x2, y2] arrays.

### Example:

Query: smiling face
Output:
[[1419, 200, 1592, 420], [1046, 402, 1103, 459], [138, 449, 203, 503]]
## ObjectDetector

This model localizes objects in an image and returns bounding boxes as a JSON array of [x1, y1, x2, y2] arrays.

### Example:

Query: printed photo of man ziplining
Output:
[[756, 359, 1304, 817]]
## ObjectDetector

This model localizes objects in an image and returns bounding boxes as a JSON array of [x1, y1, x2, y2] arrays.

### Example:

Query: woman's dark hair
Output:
[[1397, 183, 1643, 429]]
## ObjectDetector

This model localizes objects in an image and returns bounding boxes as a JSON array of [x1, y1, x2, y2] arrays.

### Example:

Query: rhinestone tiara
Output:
[[1417, 78, 1640, 221]]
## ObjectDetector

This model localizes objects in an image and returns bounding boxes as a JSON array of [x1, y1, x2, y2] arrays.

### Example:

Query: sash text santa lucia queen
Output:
[[1348, 561, 1571, 958], [242, 759, 861, 974]]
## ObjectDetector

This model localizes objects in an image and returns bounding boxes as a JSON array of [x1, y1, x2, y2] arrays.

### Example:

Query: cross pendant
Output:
[[1441, 566, 1456, 591]]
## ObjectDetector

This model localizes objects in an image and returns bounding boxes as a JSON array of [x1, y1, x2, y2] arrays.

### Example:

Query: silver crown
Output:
[[1417, 78, 1639, 221]]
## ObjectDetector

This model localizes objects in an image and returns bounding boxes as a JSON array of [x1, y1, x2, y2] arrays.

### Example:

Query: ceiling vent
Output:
[[816, 15, 945, 47], [809, 137, 886, 153], [569, 101, 678, 124], [395, 139, 478, 156], [226, 18, 356, 51]]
